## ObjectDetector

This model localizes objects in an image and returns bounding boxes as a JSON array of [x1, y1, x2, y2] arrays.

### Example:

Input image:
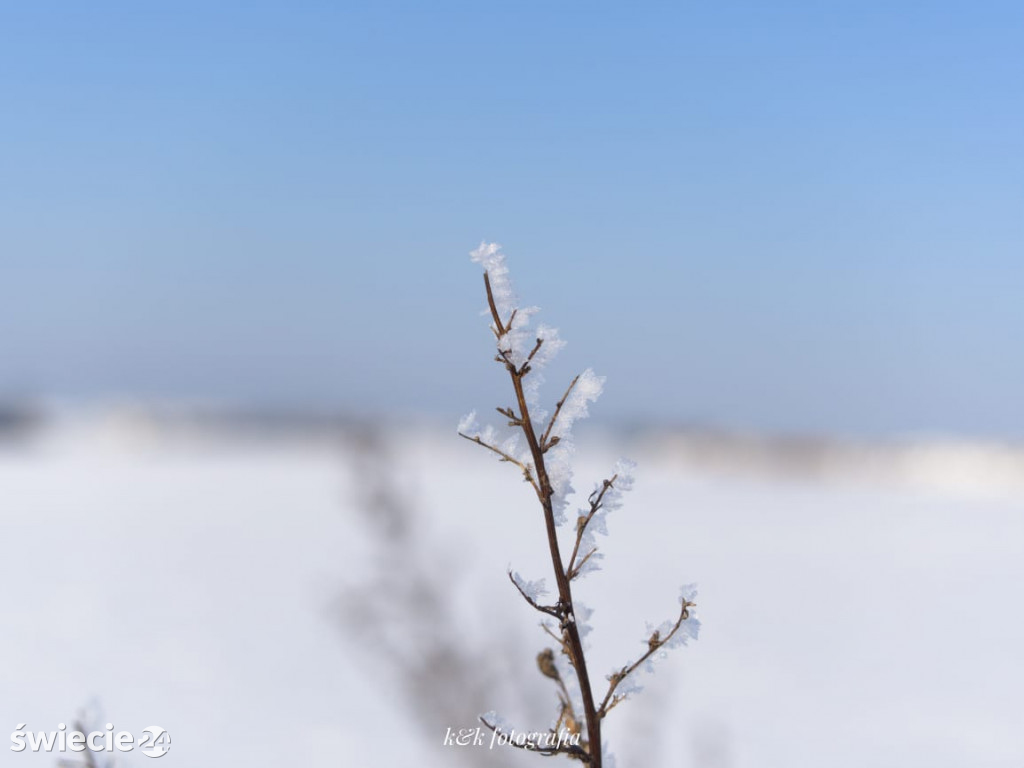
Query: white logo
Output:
[[10, 723, 172, 757], [139, 726, 171, 758]]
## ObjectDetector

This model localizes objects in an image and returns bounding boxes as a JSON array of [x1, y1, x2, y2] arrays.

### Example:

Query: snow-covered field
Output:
[[2, 411, 1023, 767]]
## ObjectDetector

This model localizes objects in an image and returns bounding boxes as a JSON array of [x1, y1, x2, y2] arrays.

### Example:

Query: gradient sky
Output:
[[1, 1, 1022, 437]]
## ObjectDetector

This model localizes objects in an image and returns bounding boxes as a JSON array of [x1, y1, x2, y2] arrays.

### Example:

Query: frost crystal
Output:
[[644, 584, 701, 650], [616, 675, 644, 698], [457, 410, 478, 434], [470, 242, 516, 322], [480, 710, 514, 733], [480, 424, 498, 446], [457, 411, 536, 478], [610, 458, 635, 494], [574, 527, 605, 576], [522, 323, 565, 408], [680, 583, 699, 604], [545, 447, 575, 523], [676, 583, 702, 645], [498, 304, 541, 368], [553, 368, 604, 438], [596, 458, 637, 522], [678, 614, 702, 645], [470, 242, 564, 371], [571, 457, 636, 578], [510, 570, 548, 601], [574, 601, 594, 642], [543, 368, 605, 519], [499, 433, 522, 460]]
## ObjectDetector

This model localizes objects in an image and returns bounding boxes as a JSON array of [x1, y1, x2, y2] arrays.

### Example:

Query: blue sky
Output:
[[1, 1, 1021, 437]]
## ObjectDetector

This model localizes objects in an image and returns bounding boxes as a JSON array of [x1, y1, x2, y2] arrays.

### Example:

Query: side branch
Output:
[[540, 374, 580, 451], [458, 432, 540, 496], [508, 571, 563, 620], [567, 474, 618, 578], [484, 272, 508, 335], [597, 597, 696, 719], [518, 337, 544, 376]]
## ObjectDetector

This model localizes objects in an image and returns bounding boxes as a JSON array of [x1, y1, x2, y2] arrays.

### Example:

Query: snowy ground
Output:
[[2, 411, 1023, 767]]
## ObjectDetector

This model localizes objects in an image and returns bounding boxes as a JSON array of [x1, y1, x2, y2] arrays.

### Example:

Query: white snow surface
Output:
[[2, 412, 1024, 767]]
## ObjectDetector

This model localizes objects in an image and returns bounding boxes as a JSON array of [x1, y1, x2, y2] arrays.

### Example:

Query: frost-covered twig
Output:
[[540, 374, 580, 452], [458, 431, 540, 496], [460, 243, 701, 767], [464, 248, 604, 763], [509, 570, 562, 619], [598, 586, 700, 718], [567, 473, 618, 580]]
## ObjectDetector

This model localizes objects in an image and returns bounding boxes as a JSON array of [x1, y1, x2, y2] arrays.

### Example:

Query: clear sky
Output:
[[1, 1, 1021, 437]]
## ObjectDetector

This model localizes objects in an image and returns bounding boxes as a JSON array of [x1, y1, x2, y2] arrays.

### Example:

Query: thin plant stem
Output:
[[482, 273, 604, 767]]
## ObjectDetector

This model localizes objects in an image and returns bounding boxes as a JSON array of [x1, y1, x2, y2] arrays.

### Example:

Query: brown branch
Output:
[[480, 271, 604, 767], [568, 548, 599, 581], [508, 571, 563, 619], [597, 597, 696, 719], [484, 272, 508, 336], [519, 337, 544, 375], [497, 347, 516, 373], [496, 406, 521, 426], [567, 474, 618, 578], [458, 432, 540, 497], [540, 374, 580, 452]]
